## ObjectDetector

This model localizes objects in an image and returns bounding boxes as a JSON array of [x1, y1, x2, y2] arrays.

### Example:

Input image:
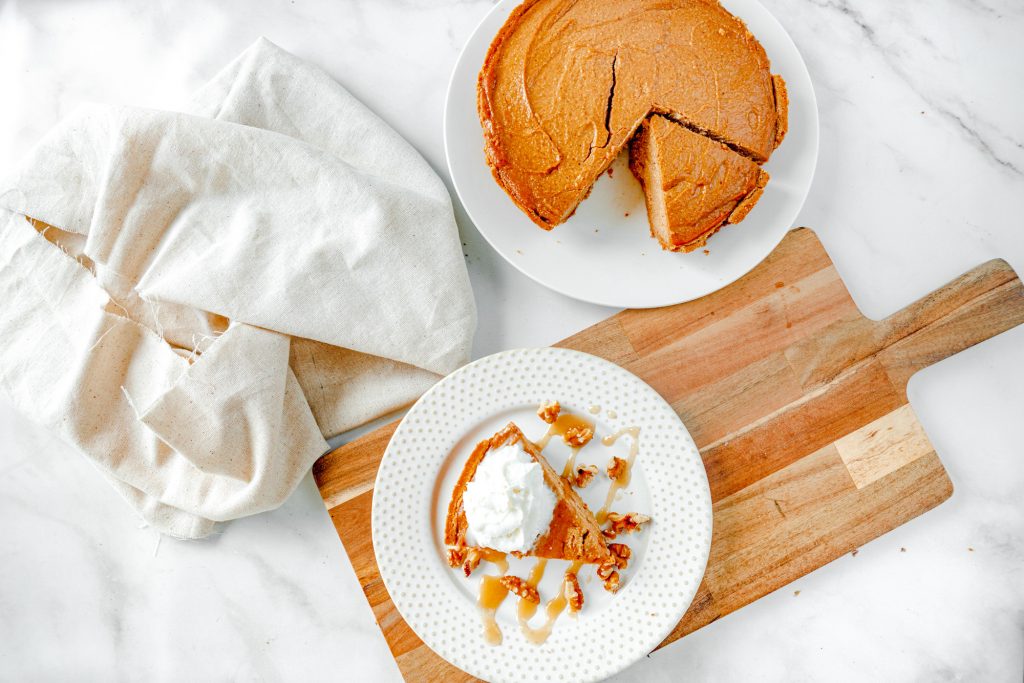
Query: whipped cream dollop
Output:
[[463, 440, 557, 554]]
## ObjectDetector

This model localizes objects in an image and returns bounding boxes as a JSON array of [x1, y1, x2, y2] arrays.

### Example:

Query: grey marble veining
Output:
[[1, 0, 1022, 681]]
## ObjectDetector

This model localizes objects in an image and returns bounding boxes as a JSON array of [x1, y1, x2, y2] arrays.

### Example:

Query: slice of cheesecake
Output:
[[445, 422, 611, 565], [629, 114, 769, 253]]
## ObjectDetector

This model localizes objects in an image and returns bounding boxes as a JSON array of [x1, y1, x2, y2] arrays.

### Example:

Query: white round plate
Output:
[[444, 0, 818, 309], [372, 348, 713, 683]]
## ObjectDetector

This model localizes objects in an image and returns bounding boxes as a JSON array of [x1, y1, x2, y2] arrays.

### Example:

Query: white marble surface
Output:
[[1, 0, 1022, 680]]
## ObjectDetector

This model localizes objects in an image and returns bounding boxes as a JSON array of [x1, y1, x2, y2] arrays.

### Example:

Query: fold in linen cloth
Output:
[[0, 38, 476, 538]]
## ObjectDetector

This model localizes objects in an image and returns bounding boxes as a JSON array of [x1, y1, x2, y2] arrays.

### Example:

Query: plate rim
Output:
[[371, 347, 714, 682], [443, 0, 820, 309]]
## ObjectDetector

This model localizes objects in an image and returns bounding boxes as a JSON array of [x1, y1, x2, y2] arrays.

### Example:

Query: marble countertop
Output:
[[1, 0, 1022, 680]]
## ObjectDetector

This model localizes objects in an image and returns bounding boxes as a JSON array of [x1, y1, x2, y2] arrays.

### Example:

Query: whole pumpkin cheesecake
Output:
[[478, 0, 788, 233], [629, 114, 770, 252]]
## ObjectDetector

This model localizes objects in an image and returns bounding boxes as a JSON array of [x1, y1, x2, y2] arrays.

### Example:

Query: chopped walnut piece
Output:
[[608, 543, 631, 569], [573, 464, 599, 488], [446, 547, 465, 569], [500, 575, 540, 603], [462, 548, 482, 577], [563, 425, 594, 448], [537, 400, 561, 424], [605, 512, 651, 535], [606, 456, 627, 482], [603, 570, 621, 593], [563, 571, 583, 613], [596, 560, 616, 581], [609, 542, 631, 560]]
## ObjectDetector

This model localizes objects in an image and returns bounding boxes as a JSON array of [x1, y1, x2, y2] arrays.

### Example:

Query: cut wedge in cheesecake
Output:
[[629, 114, 769, 253], [445, 422, 612, 565]]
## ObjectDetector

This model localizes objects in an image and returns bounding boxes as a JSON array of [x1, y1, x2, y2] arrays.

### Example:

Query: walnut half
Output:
[[564, 425, 594, 448], [608, 543, 631, 570], [537, 400, 560, 424], [605, 512, 651, 536], [563, 571, 583, 613], [446, 547, 465, 569], [500, 575, 540, 604], [596, 560, 620, 593], [573, 464, 599, 488], [606, 456, 627, 482]]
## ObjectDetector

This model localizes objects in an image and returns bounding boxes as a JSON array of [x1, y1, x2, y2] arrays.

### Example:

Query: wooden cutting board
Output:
[[313, 228, 1024, 681]]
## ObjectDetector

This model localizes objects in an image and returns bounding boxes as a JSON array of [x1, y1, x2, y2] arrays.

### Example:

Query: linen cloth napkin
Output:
[[0, 38, 476, 539]]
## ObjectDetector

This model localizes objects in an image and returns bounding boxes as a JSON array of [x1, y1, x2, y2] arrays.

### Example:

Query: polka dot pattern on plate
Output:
[[372, 347, 713, 683]]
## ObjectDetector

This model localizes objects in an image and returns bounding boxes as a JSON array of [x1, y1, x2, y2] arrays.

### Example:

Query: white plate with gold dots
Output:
[[372, 348, 713, 682]]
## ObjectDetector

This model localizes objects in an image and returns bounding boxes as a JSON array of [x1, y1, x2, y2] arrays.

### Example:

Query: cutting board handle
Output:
[[785, 257, 1024, 399], [881, 258, 1024, 390]]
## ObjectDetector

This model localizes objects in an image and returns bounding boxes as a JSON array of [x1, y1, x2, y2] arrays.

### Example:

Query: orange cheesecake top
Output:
[[478, 0, 787, 229]]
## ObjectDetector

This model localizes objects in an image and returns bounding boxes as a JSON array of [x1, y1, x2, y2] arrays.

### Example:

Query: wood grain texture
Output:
[[312, 228, 1024, 682], [835, 403, 932, 488]]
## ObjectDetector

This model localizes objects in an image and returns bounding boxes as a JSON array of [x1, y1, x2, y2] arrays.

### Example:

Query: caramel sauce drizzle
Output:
[[517, 558, 548, 623], [516, 558, 584, 644], [597, 426, 640, 524], [475, 551, 509, 645], [535, 411, 594, 480], [562, 451, 579, 480], [479, 548, 509, 573], [535, 412, 594, 450]]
